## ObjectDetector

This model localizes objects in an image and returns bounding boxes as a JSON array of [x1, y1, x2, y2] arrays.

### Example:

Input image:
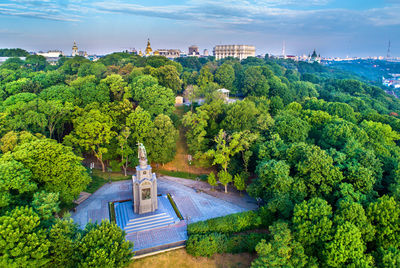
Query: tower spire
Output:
[[145, 38, 152, 56], [282, 40, 286, 59]]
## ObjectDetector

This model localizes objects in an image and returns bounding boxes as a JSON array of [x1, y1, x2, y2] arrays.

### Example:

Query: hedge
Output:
[[108, 202, 116, 223], [167, 193, 184, 220], [188, 207, 272, 235], [186, 232, 269, 257]]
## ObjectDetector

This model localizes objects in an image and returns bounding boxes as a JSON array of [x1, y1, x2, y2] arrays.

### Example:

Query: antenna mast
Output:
[[387, 40, 391, 59]]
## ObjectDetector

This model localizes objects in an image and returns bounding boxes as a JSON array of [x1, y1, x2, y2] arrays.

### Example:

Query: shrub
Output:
[[188, 208, 271, 235], [109, 160, 121, 172], [186, 232, 268, 257]]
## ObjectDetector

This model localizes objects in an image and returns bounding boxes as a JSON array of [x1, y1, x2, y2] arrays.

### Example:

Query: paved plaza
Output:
[[71, 177, 256, 253]]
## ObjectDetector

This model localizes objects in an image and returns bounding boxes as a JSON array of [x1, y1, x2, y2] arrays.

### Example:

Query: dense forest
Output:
[[1, 48, 400, 267]]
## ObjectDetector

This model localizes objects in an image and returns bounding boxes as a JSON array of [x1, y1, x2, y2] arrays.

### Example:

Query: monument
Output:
[[132, 143, 158, 214]]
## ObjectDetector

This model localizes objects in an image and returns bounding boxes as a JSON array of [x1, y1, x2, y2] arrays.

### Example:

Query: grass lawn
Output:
[[92, 169, 130, 181], [84, 169, 130, 194], [155, 169, 207, 181], [130, 248, 254, 268], [85, 175, 107, 194]]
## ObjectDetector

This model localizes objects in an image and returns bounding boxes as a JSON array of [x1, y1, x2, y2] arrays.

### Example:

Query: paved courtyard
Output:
[[71, 177, 257, 253]]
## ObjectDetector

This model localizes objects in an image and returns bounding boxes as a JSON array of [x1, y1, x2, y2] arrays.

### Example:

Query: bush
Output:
[[109, 160, 121, 172], [188, 208, 271, 235], [186, 232, 268, 257], [186, 233, 227, 257]]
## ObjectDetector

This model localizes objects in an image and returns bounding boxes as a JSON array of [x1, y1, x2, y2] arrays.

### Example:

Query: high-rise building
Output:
[[213, 45, 255, 60], [203, 49, 209, 57], [72, 41, 78, 57], [188, 45, 199, 56]]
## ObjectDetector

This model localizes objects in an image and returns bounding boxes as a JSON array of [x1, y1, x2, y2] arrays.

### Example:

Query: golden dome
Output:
[[138, 50, 143, 57], [145, 38, 152, 55]]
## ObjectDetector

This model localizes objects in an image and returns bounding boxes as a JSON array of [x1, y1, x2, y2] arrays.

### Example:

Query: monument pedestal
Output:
[[132, 146, 158, 214]]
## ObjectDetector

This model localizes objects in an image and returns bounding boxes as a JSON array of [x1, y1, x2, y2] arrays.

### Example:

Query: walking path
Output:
[[71, 176, 258, 254]]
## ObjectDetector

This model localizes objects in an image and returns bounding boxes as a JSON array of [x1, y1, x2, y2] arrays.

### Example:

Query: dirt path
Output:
[[159, 106, 213, 175]]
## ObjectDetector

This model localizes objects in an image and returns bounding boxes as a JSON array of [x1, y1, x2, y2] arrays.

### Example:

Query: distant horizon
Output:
[[2, 42, 398, 59], [1, 0, 399, 58]]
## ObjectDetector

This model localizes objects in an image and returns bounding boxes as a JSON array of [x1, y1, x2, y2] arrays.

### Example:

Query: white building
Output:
[[155, 49, 181, 59], [36, 50, 63, 58], [213, 45, 255, 60]]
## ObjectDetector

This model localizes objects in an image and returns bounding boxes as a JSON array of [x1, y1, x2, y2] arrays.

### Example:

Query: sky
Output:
[[0, 0, 399, 57]]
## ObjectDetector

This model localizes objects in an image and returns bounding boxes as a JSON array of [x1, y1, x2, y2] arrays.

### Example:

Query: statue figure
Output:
[[138, 142, 147, 162]]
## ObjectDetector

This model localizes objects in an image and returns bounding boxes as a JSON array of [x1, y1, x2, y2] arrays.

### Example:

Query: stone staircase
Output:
[[114, 201, 175, 234]]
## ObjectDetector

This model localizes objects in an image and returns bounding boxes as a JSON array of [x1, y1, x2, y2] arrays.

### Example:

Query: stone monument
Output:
[[132, 143, 158, 214]]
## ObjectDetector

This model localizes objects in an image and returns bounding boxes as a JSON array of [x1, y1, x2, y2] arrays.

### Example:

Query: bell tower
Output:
[[145, 39, 153, 56], [72, 41, 78, 57]]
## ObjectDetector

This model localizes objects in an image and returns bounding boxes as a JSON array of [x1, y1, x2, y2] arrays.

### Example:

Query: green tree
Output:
[[379, 247, 400, 268], [367, 195, 400, 249], [291, 81, 319, 101], [65, 109, 116, 173], [25, 55, 48, 71], [48, 218, 79, 268], [207, 172, 217, 189], [334, 200, 375, 242], [147, 114, 178, 164], [0, 158, 36, 208], [132, 75, 175, 117], [221, 100, 259, 132], [197, 66, 214, 89], [116, 127, 133, 176], [70, 75, 110, 107], [182, 110, 209, 156], [287, 143, 343, 197], [206, 130, 249, 193], [360, 120, 400, 156], [32, 191, 60, 223], [319, 119, 368, 150], [0, 130, 40, 153], [241, 66, 269, 96], [151, 65, 182, 93], [100, 74, 130, 101], [0, 206, 50, 267], [39, 100, 73, 139], [248, 160, 298, 218], [273, 111, 311, 143], [234, 173, 246, 193], [292, 198, 333, 256], [75, 220, 133, 268], [9, 139, 91, 204], [126, 106, 154, 147], [251, 221, 308, 268], [323, 222, 369, 267], [218, 170, 232, 194], [39, 85, 77, 105], [215, 63, 235, 90]]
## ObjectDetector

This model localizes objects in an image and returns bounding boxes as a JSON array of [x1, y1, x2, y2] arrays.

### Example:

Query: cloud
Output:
[[92, 0, 400, 35], [1, 0, 83, 21]]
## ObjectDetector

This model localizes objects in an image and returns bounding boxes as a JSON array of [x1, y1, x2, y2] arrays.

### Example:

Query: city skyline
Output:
[[0, 0, 399, 57]]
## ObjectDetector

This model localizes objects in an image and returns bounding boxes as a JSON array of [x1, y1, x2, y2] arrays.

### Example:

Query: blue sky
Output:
[[0, 0, 399, 57]]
